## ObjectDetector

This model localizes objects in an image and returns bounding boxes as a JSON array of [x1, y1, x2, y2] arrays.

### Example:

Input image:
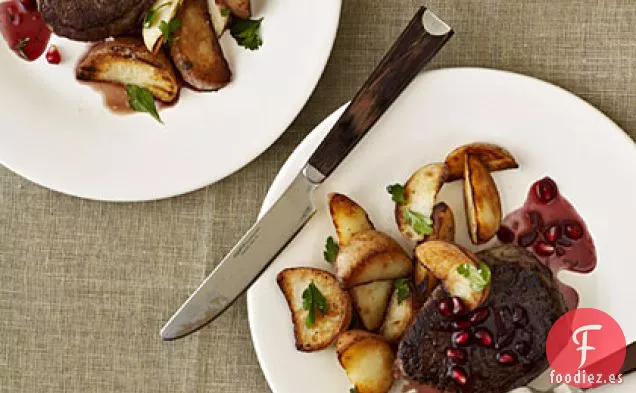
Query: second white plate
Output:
[[248, 68, 636, 393]]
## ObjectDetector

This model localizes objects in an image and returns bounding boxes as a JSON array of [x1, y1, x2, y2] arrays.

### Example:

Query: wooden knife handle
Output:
[[306, 7, 453, 180]]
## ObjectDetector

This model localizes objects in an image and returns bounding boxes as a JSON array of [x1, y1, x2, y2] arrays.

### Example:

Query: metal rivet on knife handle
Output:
[[306, 7, 453, 179]]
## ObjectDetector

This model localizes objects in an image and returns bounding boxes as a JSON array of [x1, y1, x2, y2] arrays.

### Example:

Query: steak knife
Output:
[[160, 7, 453, 341]]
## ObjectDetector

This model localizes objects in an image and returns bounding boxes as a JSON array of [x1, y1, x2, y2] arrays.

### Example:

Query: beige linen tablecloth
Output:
[[2, 1, 636, 392]]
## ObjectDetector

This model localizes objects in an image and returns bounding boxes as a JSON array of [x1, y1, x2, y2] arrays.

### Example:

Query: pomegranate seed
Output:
[[451, 297, 466, 315], [544, 225, 561, 243], [446, 348, 467, 364], [452, 319, 471, 331], [515, 342, 530, 355], [497, 226, 515, 243], [564, 221, 583, 240], [497, 351, 518, 365], [439, 298, 454, 317], [449, 366, 468, 386], [512, 306, 528, 327], [45, 45, 61, 64], [534, 241, 555, 256], [556, 247, 566, 256], [533, 177, 558, 204], [453, 331, 471, 346], [528, 211, 544, 230], [469, 308, 489, 324], [475, 328, 493, 347], [518, 230, 537, 247]]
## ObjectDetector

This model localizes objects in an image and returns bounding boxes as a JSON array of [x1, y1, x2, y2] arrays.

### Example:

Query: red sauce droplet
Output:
[[45, 44, 61, 64], [502, 177, 597, 310], [0, 0, 51, 61]]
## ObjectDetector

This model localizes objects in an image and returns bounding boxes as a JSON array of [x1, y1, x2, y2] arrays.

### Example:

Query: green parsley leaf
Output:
[[403, 208, 434, 236], [221, 7, 232, 16], [457, 262, 492, 291], [350, 388, 359, 393], [159, 18, 181, 44], [395, 278, 411, 304], [144, 2, 172, 28], [14, 37, 30, 59], [323, 236, 339, 263], [302, 281, 329, 328], [231, 18, 263, 50], [126, 85, 162, 123], [387, 183, 406, 203]]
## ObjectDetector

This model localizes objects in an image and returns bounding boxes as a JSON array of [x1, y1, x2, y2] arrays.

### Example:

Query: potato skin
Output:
[[170, 0, 231, 91], [225, 0, 251, 19], [76, 37, 179, 103]]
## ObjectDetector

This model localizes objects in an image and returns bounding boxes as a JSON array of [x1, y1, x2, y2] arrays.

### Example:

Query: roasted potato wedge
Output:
[[425, 202, 456, 242], [380, 281, 415, 343], [171, 0, 231, 91], [349, 280, 393, 332], [395, 163, 448, 242], [224, 0, 250, 19], [413, 203, 455, 302], [208, 0, 231, 36], [336, 230, 412, 288], [415, 240, 489, 310], [329, 193, 374, 247], [277, 267, 352, 352], [445, 142, 519, 182], [336, 331, 395, 393], [76, 38, 179, 103], [464, 154, 502, 244]]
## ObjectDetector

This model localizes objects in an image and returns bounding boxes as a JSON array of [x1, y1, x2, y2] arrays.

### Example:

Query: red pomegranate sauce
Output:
[[497, 177, 597, 310], [0, 0, 51, 61]]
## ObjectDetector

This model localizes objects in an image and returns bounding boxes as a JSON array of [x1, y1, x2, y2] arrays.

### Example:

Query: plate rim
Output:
[[247, 67, 636, 392]]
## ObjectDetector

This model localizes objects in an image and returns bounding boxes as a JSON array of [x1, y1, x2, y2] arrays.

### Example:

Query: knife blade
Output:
[[160, 7, 453, 340]]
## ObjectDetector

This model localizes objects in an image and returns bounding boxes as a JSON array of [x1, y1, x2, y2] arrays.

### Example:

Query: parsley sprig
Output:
[[323, 236, 339, 263], [159, 18, 181, 44], [14, 38, 30, 59], [231, 18, 263, 50], [126, 85, 162, 123], [395, 278, 411, 304], [457, 262, 492, 291], [144, 2, 172, 28], [387, 183, 406, 203], [403, 208, 433, 236], [302, 281, 329, 328]]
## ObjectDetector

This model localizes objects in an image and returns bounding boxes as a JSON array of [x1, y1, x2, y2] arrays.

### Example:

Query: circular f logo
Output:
[[547, 308, 626, 388]]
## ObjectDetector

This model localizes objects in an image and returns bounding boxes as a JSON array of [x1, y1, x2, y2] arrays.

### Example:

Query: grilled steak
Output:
[[39, 0, 154, 41], [396, 245, 568, 393]]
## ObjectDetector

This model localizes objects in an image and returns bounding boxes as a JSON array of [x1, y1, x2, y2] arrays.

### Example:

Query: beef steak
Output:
[[396, 245, 568, 393], [39, 0, 154, 41]]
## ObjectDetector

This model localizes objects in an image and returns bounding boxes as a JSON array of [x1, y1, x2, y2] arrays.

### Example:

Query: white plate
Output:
[[247, 68, 636, 393], [0, 0, 340, 201]]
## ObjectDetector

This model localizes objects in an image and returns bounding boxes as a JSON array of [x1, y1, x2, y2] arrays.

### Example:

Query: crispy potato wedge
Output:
[[329, 194, 374, 247], [337, 331, 395, 393], [415, 240, 489, 310], [170, 0, 231, 91], [445, 143, 519, 182], [277, 267, 352, 352], [395, 163, 448, 242], [208, 0, 231, 36], [76, 38, 179, 103], [349, 280, 393, 332], [380, 281, 415, 343], [224, 0, 250, 19], [464, 154, 502, 244], [336, 230, 412, 288], [413, 203, 455, 303]]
